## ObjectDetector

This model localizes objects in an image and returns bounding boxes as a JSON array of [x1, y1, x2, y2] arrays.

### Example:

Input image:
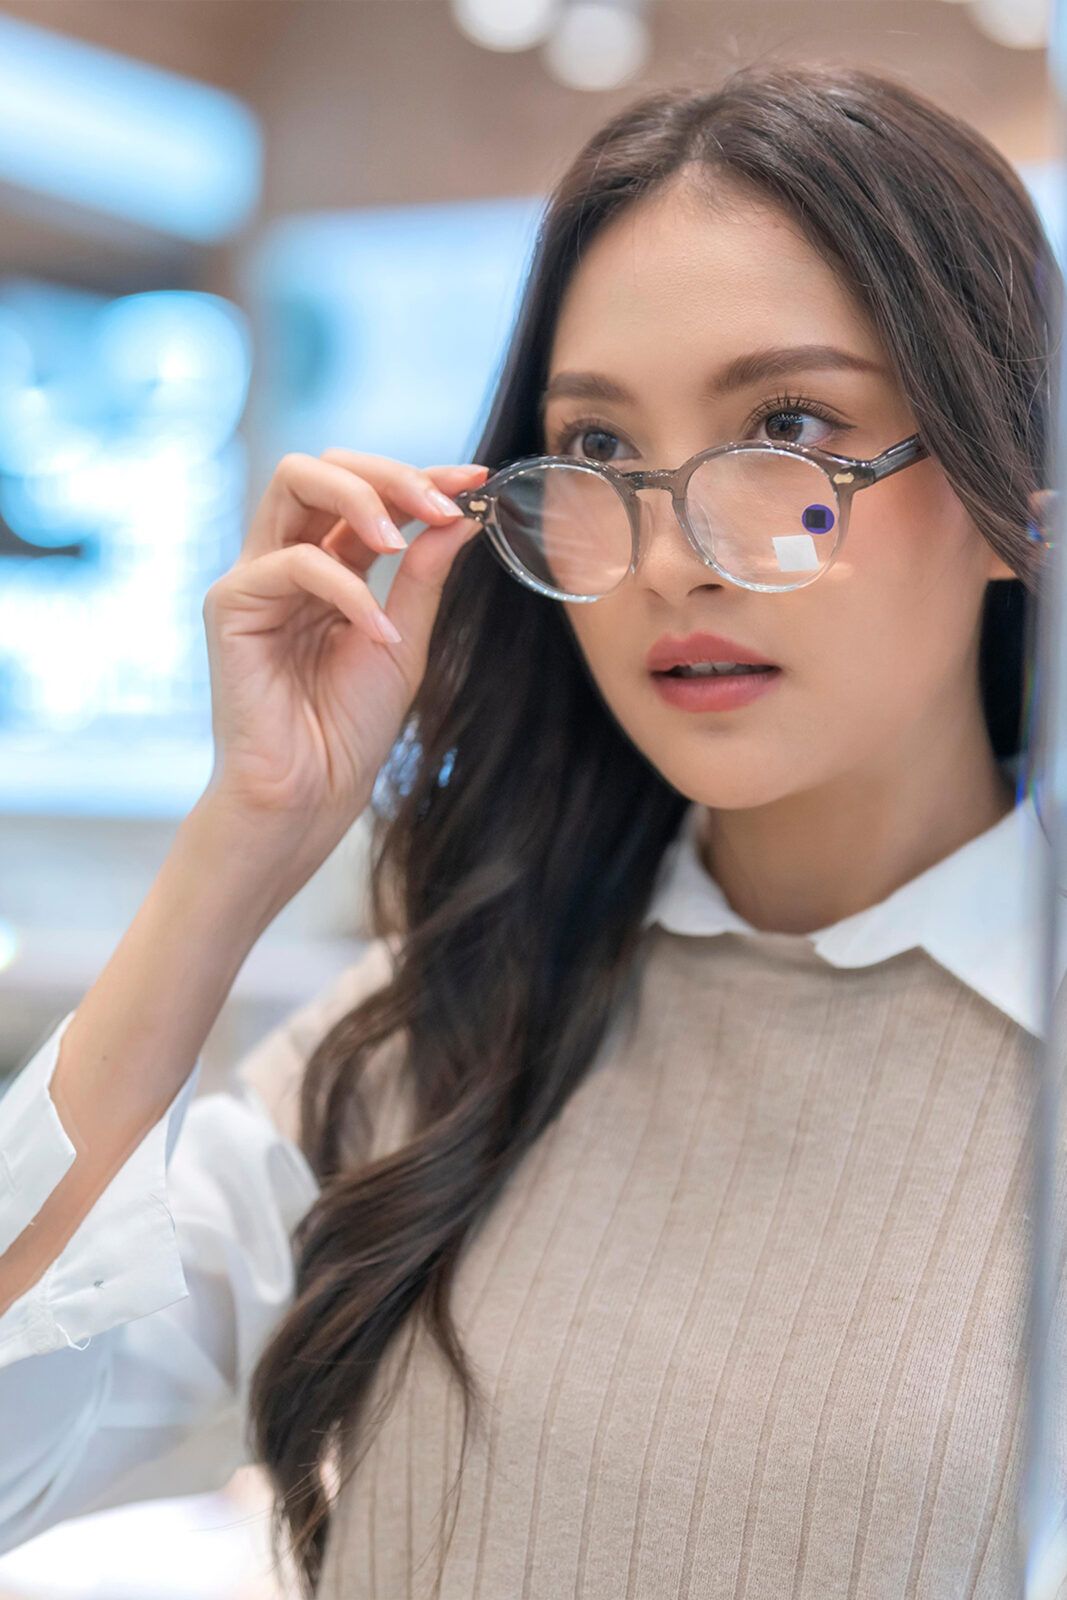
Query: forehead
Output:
[[547, 178, 882, 373]]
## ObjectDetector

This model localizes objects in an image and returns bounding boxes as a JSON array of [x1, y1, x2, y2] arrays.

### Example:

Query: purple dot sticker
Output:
[[802, 503, 835, 535]]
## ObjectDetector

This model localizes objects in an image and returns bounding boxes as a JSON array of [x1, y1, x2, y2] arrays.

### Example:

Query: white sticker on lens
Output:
[[772, 534, 820, 572]]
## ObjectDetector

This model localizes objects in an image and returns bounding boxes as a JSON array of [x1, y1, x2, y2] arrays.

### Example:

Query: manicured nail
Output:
[[425, 489, 463, 518], [375, 611, 402, 644], [377, 517, 406, 550]]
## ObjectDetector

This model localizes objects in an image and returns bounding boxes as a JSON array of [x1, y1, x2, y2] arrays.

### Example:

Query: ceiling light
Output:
[[967, 0, 1050, 48], [451, 0, 560, 51], [543, 0, 649, 90]]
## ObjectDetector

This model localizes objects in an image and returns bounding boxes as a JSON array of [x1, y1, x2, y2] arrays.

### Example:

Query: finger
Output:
[[317, 452, 486, 540], [378, 509, 488, 668], [324, 463, 490, 574], [214, 541, 402, 646], [240, 455, 403, 563], [240, 453, 485, 565], [329, 458, 491, 543]]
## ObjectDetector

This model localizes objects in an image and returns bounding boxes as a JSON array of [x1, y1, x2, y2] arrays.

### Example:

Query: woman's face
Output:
[[540, 175, 1017, 813]]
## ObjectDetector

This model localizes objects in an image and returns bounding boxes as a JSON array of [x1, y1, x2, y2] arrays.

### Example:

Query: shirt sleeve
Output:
[[0, 934, 398, 1555], [0, 1011, 205, 1362]]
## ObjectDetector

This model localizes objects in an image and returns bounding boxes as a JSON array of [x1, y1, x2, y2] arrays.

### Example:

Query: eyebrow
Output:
[[537, 343, 886, 421]]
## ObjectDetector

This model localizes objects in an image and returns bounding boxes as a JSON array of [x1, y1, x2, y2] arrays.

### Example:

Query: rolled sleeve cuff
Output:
[[0, 1014, 202, 1367], [0, 1013, 80, 1255]]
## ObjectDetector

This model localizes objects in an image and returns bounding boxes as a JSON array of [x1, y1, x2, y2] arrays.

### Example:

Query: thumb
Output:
[[381, 467, 491, 668]]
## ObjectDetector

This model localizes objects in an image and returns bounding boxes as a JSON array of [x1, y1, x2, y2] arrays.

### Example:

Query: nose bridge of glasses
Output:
[[624, 466, 678, 492], [624, 471, 689, 548], [628, 476, 693, 559]]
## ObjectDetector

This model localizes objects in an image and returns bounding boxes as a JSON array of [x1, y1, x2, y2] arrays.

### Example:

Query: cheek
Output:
[[747, 468, 987, 756], [806, 484, 986, 715], [846, 459, 978, 597]]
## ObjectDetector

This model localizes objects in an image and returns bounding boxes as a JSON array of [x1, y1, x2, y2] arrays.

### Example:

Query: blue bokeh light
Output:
[[0, 14, 260, 242]]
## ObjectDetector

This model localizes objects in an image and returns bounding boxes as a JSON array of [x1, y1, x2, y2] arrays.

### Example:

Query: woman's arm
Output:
[[0, 1034, 319, 1553], [0, 790, 317, 1320], [0, 933, 395, 1553]]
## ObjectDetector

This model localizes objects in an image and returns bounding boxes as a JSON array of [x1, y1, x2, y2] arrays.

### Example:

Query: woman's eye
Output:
[[549, 400, 845, 462], [751, 407, 838, 448], [552, 423, 630, 464], [751, 409, 825, 448]]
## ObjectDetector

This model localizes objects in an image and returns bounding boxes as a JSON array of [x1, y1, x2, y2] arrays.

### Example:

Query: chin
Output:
[[661, 763, 795, 813]]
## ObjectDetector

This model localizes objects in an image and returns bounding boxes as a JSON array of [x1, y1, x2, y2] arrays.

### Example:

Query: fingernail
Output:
[[378, 517, 406, 550], [426, 489, 463, 518], [376, 611, 402, 644]]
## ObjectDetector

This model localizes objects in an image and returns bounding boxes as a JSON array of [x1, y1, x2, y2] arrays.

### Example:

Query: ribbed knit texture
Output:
[[306, 924, 1043, 1599]]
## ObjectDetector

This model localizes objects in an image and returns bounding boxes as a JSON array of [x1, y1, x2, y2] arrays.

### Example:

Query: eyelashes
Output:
[[744, 389, 847, 437], [547, 390, 850, 459]]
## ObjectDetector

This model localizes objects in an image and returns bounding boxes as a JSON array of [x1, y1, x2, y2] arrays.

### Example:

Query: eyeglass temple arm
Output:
[[870, 441, 1049, 553], [866, 434, 929, 482]]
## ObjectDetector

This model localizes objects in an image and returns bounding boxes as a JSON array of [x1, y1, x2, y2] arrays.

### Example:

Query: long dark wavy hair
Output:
[[246, 58, 1060, 1595]]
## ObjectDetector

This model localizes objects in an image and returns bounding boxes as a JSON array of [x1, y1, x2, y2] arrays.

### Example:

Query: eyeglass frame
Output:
[[447, 432, 932, 601]]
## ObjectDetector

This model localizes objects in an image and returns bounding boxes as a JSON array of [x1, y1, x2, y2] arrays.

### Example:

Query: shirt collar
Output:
[[642, 785, 1058, 1040]]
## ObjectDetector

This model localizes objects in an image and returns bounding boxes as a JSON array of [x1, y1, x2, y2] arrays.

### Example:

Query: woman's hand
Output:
[[199, 447, 489, 853]]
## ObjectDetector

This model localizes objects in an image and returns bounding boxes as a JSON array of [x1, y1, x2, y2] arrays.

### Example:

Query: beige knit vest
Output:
[[311, 923, 1049, 1599]]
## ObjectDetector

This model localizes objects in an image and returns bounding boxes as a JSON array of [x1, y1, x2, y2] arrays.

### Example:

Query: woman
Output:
[[0, 58, 1059, 1600]]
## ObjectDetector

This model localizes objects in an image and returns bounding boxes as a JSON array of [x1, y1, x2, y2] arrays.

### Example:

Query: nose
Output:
[[631, 485, 729, 593], [634, 486, 692, 563]]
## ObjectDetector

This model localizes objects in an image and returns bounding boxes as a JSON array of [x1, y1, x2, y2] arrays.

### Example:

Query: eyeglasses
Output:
[[449, 433, 931, 601]]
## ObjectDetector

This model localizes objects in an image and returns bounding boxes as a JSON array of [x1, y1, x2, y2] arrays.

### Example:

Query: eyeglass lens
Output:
[[491, 451, 842, 597]]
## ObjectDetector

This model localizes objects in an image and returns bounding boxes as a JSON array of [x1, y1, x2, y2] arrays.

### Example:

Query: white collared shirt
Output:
[[0, 786, 1056, 1553], [643, 786, 1053, 1039]]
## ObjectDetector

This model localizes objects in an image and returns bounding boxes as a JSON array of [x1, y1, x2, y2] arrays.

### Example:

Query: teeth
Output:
[[667, 662, 768, 677]]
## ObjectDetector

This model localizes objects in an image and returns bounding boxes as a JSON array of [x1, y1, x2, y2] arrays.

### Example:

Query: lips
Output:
[[645, 630, 778, 673]]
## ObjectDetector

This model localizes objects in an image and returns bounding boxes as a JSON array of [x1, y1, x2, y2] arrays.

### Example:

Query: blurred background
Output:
[[0, 0, 1061, 1595]]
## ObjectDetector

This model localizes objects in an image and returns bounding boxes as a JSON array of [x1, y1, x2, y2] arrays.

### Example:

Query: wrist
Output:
[[176, 791, 314, 942]]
